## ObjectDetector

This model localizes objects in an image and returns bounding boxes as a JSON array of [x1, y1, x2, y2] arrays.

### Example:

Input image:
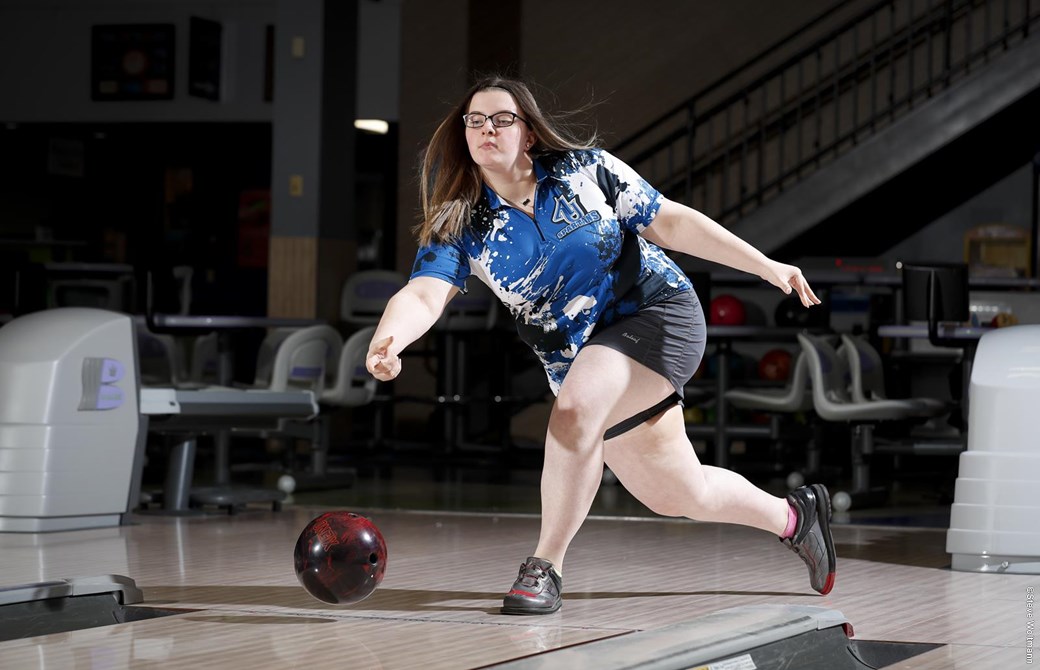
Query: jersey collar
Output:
[[482, 158, 552, 210]]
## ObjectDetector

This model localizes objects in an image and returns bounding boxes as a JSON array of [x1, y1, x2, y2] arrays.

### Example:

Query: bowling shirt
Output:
[[411, 148, 692, 394]]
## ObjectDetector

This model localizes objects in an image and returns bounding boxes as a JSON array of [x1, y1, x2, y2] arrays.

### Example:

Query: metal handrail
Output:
[[614, 0, 1040, 225]]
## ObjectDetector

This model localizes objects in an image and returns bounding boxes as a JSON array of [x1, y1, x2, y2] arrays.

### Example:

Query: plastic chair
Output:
[[190, 325, 342, 512], [838, 333, 949, 417], [724, 353, 818, 484], [136, 326, 188, 386], [797, 332, 932, 508], [188, 332, 219, 386], [725, 353, 813, 414], [306, 326, 382, 478], [432, 281, 499, 458], [254, 326, 343, 392], [340, 270, 406, 328], [321, 326, 378, 408]]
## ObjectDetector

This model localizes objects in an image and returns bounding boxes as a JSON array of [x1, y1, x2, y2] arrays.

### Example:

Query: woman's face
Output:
[[464, 88, 535, 174]]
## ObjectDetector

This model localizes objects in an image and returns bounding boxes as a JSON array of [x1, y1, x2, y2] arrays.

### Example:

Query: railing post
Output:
[[815, 47, 823, 166], [686, 102, 696, 207], [740, 91, 750, 213], [908, 0, 916, 109], [944, 0, 953, 87], [758, 84, 766, 205], [722, 105, 732, 216], [870, 10, 878, 130], [1032, 151, 1040, 278], [778, 67, 787, 188], [889, 0, 898, 123]]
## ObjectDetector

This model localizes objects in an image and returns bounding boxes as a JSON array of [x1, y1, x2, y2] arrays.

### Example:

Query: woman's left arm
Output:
[[641, 198, 821, 308]]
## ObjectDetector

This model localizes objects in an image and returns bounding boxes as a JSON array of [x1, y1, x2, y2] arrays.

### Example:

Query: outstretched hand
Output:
[[366, 335, 401, 381], [763, 261, 822, 308]]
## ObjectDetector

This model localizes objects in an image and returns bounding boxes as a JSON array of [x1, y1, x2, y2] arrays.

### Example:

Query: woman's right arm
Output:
[[366, 277, 459, 381]]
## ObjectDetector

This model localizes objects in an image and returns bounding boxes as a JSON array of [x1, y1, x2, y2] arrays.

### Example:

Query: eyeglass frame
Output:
[[462, 111, 530, 129]]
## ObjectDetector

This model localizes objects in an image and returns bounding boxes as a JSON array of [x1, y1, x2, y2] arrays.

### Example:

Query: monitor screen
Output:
[[901, 263, 970, 323]]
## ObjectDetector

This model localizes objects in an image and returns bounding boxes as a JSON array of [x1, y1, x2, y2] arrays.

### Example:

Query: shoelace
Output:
[[517, 562, 548, 587]]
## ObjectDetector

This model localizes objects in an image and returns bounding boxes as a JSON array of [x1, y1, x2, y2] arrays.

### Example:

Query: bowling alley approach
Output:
[[3, 1, 1040, 668]]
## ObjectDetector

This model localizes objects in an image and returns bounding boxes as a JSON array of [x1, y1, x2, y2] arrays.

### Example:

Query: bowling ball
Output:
[[294, 511, 387, 605], [774, 296, 810, 327], [774, 295, 829, 327], [758, 348, 793, 381], [709, 294, 746, 325], [990, 312, 1019, 328]]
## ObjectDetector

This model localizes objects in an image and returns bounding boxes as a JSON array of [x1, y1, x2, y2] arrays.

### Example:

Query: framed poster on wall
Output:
[[91, 24, 175, 101]]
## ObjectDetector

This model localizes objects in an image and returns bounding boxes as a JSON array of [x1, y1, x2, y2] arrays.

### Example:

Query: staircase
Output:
[[613, 0, 1040, 259]]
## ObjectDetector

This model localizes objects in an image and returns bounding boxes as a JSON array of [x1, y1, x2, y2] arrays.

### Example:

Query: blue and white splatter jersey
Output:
[[411, 148, 692, 394]]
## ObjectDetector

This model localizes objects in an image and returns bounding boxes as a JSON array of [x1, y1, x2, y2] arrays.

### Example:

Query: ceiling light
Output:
[[354, 119, 389, 134]]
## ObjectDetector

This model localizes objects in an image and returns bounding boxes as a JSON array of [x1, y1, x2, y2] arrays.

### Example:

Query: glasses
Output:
[[462, 111, 529, 128]]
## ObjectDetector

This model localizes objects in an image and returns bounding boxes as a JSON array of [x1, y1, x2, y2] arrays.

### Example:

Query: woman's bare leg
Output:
[[603, 406, 789, 533], [530, 345, 680, 572]]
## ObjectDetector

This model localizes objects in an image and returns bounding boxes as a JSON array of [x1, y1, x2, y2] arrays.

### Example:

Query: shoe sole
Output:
[[810, 483, 837, 595], [500, 602, 562, 615]]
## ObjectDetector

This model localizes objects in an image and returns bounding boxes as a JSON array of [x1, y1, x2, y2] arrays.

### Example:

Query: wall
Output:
[[357, 0, 400, 121], [0, 0, 276, 123], [5, 0, 1029, 267], [393, 0, 854, 270], [885, 165, 1035, 266], [394, 0, 469, 272], [887, 163, 1039, 325], [0, 0, 398, 123], [520, 0, 842, 143]]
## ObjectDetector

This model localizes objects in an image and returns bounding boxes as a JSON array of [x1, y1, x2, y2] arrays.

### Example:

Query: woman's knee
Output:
[[547, 394, 605, 450]]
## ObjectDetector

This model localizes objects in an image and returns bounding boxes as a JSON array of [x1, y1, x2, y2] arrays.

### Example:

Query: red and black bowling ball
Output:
[[293, 511, 387, 605]]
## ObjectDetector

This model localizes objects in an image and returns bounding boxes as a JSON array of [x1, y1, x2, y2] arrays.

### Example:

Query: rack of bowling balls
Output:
[[683, 293, 815, 427], [708, 292, 828, 329]]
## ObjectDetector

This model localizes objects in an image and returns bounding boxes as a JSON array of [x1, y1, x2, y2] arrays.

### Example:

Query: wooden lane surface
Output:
[[0, 507, 1035, 668]]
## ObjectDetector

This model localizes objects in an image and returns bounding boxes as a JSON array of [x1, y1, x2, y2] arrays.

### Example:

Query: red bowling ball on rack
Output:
[[709, 294, 747, 326], [293, 511, 388, 605], [758, 348, 793, 382]]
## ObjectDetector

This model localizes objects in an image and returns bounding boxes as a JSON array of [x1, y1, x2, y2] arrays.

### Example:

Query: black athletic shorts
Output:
[[586, 289, 707, 440]]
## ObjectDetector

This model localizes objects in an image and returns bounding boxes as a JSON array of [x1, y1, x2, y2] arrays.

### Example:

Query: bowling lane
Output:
[[0, 507, 1033, 668], [0, 610, 620, 669]]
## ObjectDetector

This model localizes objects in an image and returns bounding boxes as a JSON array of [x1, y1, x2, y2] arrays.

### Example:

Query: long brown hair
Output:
[[416, 75, 600, 246]]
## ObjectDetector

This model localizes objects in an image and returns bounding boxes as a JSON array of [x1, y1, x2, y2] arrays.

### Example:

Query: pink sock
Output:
[[781, 503, 798, 539]]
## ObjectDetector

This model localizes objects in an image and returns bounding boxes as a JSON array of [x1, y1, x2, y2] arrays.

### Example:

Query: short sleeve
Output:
[[410, 238, 471, 289], [595, 149, 663, 234]]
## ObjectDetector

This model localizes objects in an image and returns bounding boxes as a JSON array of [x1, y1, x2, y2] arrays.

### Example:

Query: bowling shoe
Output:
[[781, 483, 836, 595], [501, 556, 562, 615]]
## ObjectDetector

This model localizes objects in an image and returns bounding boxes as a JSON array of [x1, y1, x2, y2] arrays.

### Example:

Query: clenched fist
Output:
[[366, 336, 401, 381]]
